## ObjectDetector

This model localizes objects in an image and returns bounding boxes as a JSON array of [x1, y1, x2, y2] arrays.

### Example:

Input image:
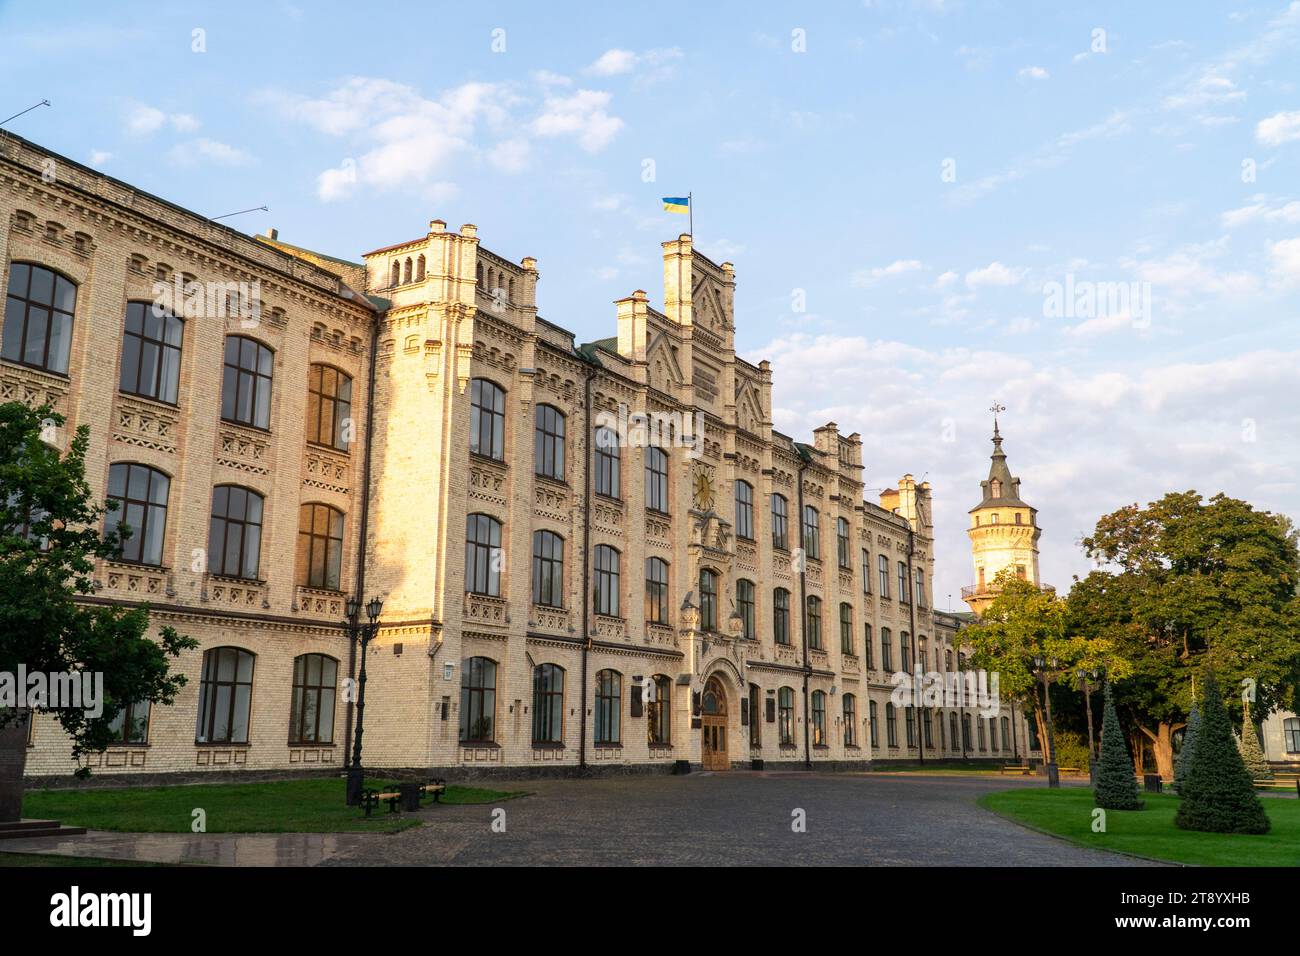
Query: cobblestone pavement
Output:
[[0, 830, 372, 866], [323, 771, 1160, 867]]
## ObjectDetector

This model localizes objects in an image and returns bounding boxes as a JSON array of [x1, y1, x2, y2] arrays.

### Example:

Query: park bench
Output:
[[361, 779, 447, 817], [1000, 765, 1032, 775], [418, 780, 447, 803], [1058, 766, 1085, 775]]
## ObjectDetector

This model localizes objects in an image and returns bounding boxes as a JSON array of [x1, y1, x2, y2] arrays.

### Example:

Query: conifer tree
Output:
[[1236, 698, 1273, 781], [1175, 672, 1270, 834], [1094, 681, 1142, 810], [1173, 701, 1199, 794]]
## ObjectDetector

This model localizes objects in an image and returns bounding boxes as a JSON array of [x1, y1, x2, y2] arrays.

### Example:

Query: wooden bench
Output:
[[1000, 765, 1032, 775], [417, 780, 447, 803], [1058, 766, 1085, 775], [360, 779, 447, 817]]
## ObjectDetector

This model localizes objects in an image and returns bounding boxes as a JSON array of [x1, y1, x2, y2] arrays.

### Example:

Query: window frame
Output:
[[534, 403, 566, 482], [734, 480, 754, 540], [594, 668, 622, 745], [469, 378, 507, 461], [3, 262, 76, 376], [288, 653, 338, 745], [593, 544, 621, 616], [106, 462, 170, 567], [532, 663, 565, 745], [460, 656, 498, 744], [195, 646, 256, 744], [119, 300, 184, 405], [297, 502, 345, 590], [208, 484, 264, 580], [465, 513, 504, 597], [770, 493, 789, 550], [645, 445, 669, 513], [645, 556, 669, 624], [531, 529, 565, 608], [593, 426, 621, 499], [220, 335, 275, 431], [306, 364, 354, 452]]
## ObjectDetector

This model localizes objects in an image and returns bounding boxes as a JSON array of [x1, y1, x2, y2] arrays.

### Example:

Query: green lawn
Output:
[[18, 778, 527, 835], [980, 787, 1300, 867]]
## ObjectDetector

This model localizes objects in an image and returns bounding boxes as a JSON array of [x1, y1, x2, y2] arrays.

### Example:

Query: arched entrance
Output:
[[701, 675, 729, 771]]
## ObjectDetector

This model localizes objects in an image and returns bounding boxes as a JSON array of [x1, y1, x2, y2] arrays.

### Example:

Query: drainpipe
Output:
[[795, 458, 811, 770], [906, 526, 923, 766], [577, 357, 598, 772]]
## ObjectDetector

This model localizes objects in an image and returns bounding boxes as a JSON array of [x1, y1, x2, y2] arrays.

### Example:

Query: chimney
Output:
[[616, 290, 649, 361]]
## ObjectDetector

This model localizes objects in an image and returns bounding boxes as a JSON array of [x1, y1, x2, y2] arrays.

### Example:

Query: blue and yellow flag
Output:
[[662, 196, 690, 214]]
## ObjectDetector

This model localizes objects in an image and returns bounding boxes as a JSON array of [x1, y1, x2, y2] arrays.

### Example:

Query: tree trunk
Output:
[[1138, 721, 1178, 780], [0, 710, 29, 822]]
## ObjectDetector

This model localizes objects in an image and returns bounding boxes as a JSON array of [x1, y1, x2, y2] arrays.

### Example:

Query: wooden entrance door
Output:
[[701, 676, 729, 771]]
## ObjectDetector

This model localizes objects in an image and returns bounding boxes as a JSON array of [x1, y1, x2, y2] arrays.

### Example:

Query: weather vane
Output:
[[990, 401, 1005, 435]]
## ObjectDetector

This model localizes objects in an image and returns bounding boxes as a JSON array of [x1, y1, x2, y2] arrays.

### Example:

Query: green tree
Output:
[[1172, 701, 1199, 794], [1072, 491, 1300, 780], [1094, 682, 1142, 810], [1175, 672, 1269, 834], [1236, 698, 1272, 781], [1, 403, 194, 820]]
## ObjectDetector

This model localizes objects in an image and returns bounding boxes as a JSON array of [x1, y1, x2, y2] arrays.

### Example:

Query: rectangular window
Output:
[[771, 494, 788, 550], [878, 555, 890, 598], [773, 589, 790, 645]]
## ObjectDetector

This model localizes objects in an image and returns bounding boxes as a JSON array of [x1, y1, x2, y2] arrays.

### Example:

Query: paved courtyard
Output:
[[324, 771, 1155, 867]]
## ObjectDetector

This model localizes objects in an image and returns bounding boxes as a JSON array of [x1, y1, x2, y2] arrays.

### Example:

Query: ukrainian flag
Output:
[[662, 196, 690, 214]]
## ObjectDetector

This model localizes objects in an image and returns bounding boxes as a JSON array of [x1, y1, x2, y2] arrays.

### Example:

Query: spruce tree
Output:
[[1175, 672, 1270, 834], [1094, 681, 1142, 810], [1173, 702, 1199, 794], [1236, 698, 1273, 781]]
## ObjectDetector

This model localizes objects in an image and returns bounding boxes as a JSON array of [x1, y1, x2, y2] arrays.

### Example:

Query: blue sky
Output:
[[3, 0, 1298, 605]]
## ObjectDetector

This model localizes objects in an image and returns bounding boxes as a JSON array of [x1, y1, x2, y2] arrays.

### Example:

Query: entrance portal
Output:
[[701, 676, 729, 771]]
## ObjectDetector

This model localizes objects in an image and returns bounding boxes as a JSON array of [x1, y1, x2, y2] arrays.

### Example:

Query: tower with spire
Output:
[[962, 404, 1047, 615]]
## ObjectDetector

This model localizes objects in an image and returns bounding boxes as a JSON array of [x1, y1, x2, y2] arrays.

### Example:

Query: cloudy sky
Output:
[[2, 0, 1297, 606]]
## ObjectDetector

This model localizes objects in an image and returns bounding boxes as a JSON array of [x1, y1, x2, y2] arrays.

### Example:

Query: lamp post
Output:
[[1033, 655, 1060, 788], [344, 594, 384, 806]]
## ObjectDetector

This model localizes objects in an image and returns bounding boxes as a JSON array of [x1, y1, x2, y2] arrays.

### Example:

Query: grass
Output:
[[17, 778, 528, 835], [980, 787, 1300, 867]]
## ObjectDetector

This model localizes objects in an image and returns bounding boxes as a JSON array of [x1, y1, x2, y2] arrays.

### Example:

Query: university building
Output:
[[4, 133, 1026, 781]]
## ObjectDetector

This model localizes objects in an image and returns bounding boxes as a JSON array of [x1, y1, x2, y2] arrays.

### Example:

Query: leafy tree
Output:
[[1172, 701, 1199, 794], [1072, 491, 1300, 780], [1236, 698, 1272, 781], [1175, 671, 1269, 834], [1094, 682, 1142, 810], [0, 403, 194, 819]]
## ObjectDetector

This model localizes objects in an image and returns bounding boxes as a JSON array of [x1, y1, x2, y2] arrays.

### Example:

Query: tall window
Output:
[[734, 480, 754, 540], [886, 703, 898, 747], [195, 647, 255, 744], [532, 663, 564, 745], [989, 717, 998, 751], [307, 365, 353, 451], [594, 669, 621, 745], [802, 506, 820, 560], [297, 503, 344, 590], [918, 636, 928, 672], [900, 631, 912, 675], [106, 463, 169, 566], [645, 446, 669, 513], [914, 568, 926, 607], [837, 517, 851, 569], [3, 263, 75, 374], [531, 530, 564, 608], [843, 694, 858, 747], [805, 595, 823, 650], [593, 544, 620, 616], [869, 700, 879, 747], [773, 588, 790, 645], [839, 603, 854, 655], [737, 578, 756, 639], [771, 494, 788, 550], [864, 623, 874, 669], [1001, 716, 1011, 752], [778, 686, 795, 745], [465, 513, 503, 596], [1285, 717, 1300, 754], [811, 690, 826, 746], [699, 568, 718, 632], [878, 554, 890, 598], [645, 556, 669, 624], [898, 562, 910, 604], [924, 710, 934, 749], [208, 485, 264, 579], [470, 378, 506, 460], [107, 701, 150, 744], [221, 336, 274, 429], [593, 426, 620, 498], [647, 674, 671, 745], [881, 627, 893, 672], [289, 653, 338, 744], [460, 656, 497, 743], [977, 718, 987, 751], [962, 713, 973, 751], [534, 404, 566, 481], [950, 713, 960, 753], [905, 706, 916, 747], [120, 302, 183, 404], [861, 549, 870, 594], [749, 684, 761, 747]]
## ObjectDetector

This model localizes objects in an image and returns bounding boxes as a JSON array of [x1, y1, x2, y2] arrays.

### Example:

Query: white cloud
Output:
[[1221, 197, 1300, 228], [584, 47, 683, 81], [964, 262, 1023, 289], [851, 259, 924, 287], [126, 103, 203, 135], [167, 138, 254, 167], [488, 138, 531, 173], [531, 89, 624, 152], [934, 270, 959, 289], [1162, 73, 1246, 110], [1017, 65, 1050, 81], [1269, 237, 1300, 284], [87, 150, 111, 167], [1256, 109, 1300, 145]]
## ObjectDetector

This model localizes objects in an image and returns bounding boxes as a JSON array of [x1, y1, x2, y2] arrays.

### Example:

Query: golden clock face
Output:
[[693, 472, 714, 510]]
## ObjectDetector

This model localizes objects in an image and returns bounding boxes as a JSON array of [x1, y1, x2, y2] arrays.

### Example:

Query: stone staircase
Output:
[[0, 819, 87, 841]]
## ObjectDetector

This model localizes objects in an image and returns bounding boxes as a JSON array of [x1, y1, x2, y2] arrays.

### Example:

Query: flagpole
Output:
[[688, 191, 693, 238]]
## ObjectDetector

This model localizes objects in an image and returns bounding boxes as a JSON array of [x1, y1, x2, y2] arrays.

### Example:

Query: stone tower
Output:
[[963, 410, 1044, 615]]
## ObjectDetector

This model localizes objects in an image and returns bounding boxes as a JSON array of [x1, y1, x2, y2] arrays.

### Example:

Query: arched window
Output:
[[862, 548, 871, 594], [886, 702, 898, 748], [950, 713, 960, 753], [881, 627, 893, 671], [773, 588, 790, 645], [962, 713, 973, 750], [770, 493, 788, 550], [403, 258, 412, 284], [645, 446, 669, 513], [3, 263, 75, 374], [989, 716, 998, 751], [221, 335, 274, 429], [864, 623, 874, 669], [470, 378, 506, 460], [106, 463, 170, 566], [645, 556, 669, 624], [837, 517, 851, 568], [593, 544, 620, 616], [878, 554, 890, 598], [119, 301, 183, 403], [476, 263, 484, 287], [900, 630, 911, 674], [869, 700, 879, 748], [699, 567, 718, 632], [209, 485, 264, 579], [307, 365, 353, 451], [534, 404, 566, 481], [531, 530, 564, 608], [805, 595, 822, 650], [923, 710, 933, 749], [802, 505, 820, 560], [465, 513, 503, 596], [990, 478, 1002, 497], [839, 603, 854, 655], [977, 717, 987, 751], [1001, 716, 1011, 751], [289, 653, 338, 745], [593, 426, 620, 498], [532, 663, 564, 745], [897, 562, 910, 605], [594, 669, 621, 745], [415, 254, 426, 282], [391, 261, 401, 287], [748, 683, 761, 747], [737, 578, 756, 639], [811, 690, 826, 746], [915, 567, 927, 606], [460, 656, 497, 743], [196, 646, 255, 743], [734, 480, 754, 540], [297, 503, 345, 590], [647, 674, 671, 745], [843, 694, 858, 747], [778, 686, 795, 745]]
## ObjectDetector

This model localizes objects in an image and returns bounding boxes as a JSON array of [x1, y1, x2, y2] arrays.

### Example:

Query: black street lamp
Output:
[[344, 594, 384, 806], [1033, 655, 1060, 788]]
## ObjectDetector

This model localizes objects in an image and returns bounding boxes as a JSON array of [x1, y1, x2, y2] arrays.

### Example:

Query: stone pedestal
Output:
[[0, 716, 30, 822]]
